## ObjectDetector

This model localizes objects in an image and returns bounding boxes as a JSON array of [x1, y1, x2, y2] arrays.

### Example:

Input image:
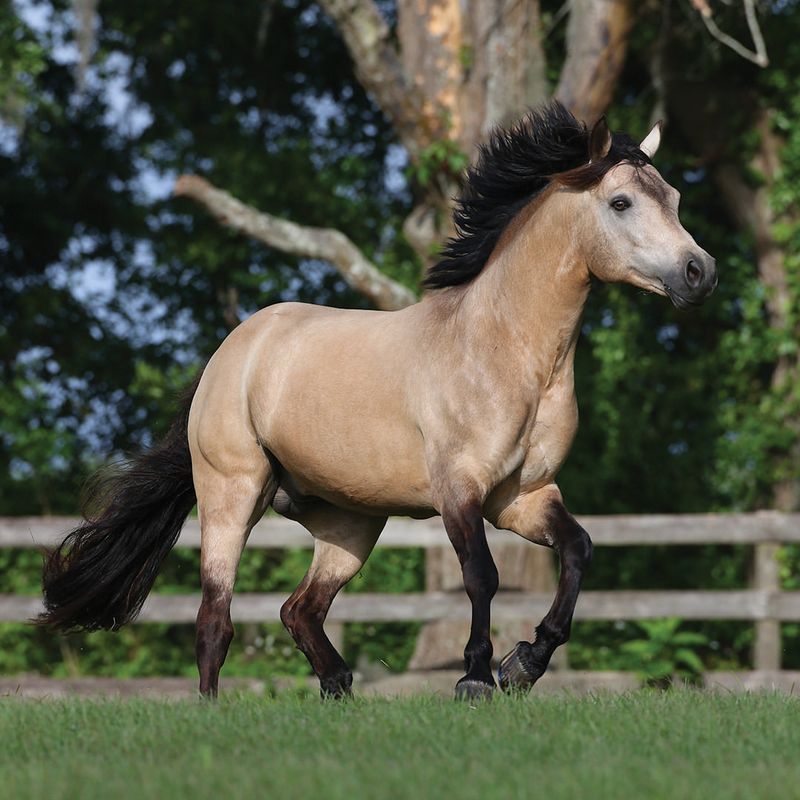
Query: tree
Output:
[[3, 0, 800, 678], [0, 0, 412, 510], [177, 0, 637, 309], [43, 1, 800, 667], [659, 0, 800, 511]]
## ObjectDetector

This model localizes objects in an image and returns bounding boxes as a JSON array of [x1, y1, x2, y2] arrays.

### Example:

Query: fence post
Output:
[[752, 541, 781, 671], [327, 622, 345, 655]]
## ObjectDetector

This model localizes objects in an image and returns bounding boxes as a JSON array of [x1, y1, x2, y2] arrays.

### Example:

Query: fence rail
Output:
[[3, 589, 800, 624], [1, 512, 799, 675], [3, 511, 800, 548]]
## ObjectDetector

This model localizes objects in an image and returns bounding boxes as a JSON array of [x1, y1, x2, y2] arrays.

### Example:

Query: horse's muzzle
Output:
[[665, 253, 717, 309]]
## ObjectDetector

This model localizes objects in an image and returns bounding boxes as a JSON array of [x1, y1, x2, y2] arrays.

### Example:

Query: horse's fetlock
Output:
[[536, 620, 569, 648], [465, 637, 494, 665]]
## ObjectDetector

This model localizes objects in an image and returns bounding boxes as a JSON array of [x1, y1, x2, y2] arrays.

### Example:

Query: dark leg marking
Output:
[[498, 502, 592, 692], [443, 501, 499, 701], [196, 579, 234, 699], [281, 577, 352, 700]]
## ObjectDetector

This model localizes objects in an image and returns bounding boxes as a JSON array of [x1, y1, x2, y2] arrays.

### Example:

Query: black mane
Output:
[[423, 101, 650, 290]]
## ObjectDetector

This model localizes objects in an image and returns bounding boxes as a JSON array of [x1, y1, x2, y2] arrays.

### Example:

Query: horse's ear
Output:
[[639, 120, 663, 159], [589, 116, 612, 162]]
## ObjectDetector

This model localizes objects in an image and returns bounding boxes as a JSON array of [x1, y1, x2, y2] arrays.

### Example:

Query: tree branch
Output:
[[555, 0, 635, 123], [691, 0, 769, 68], [318, 0, 440, 158], [72, 0, 99, 93], [174, 175, 417, 311]]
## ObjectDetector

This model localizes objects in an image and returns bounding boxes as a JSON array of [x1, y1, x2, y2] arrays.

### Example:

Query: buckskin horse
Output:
[[39, 102, 717, 700]]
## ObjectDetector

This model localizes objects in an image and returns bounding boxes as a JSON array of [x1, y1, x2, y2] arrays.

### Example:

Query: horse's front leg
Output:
[[490, 484, 593, 692], [441, 498, 499, 701]]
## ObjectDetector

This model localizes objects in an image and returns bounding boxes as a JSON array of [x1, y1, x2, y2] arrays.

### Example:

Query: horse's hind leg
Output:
[[279, 505, 386, 698], [490, 484, 592, 692], [192, 448, 275, 698]]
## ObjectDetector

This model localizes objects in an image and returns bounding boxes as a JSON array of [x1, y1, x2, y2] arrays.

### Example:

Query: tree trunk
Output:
[[394, 0, 550, 261], [714, 133, 800, 512], [556, 0, 636, 123], [179, 0, 637, 295]]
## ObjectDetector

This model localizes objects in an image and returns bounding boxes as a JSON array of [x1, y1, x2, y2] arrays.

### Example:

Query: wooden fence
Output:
[[1, 512, 799, 676]]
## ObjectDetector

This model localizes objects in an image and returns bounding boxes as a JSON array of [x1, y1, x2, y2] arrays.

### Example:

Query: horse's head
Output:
[[575, 118, 717, 309]]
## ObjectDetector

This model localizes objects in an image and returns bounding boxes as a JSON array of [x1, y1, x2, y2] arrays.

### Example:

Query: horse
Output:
[[39, 102, 717, 701]]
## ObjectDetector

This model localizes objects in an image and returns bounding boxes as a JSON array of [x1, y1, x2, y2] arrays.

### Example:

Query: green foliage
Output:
[[343, 548, 424, 671], [0, 545, 425, 678], [779, 545, 800, 668], [619, 619, 708, 685], [410, 139, 469, 187], [2, 0, 800, 682], [0, 0, 418, 510], [0, 5, 46, 128]]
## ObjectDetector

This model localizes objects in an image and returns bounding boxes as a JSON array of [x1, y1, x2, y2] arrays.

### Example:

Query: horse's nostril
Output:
[[685, 259, 702, 288]]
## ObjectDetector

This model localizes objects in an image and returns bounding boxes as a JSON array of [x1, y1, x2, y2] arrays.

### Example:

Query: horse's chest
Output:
[[518, 386, 579, 490]]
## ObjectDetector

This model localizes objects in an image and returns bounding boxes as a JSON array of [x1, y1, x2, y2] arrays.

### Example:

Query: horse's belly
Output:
[[271, 439, 433, 515], [260, 392, 433, 514]]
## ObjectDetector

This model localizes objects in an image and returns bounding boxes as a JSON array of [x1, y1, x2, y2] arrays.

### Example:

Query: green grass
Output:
[[1, 691, 798, 799]]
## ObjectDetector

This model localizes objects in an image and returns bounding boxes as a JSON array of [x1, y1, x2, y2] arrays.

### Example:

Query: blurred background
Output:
[[1, 0, 799, 685]]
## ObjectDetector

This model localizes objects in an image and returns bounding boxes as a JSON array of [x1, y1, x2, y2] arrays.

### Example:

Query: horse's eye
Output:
[[610, 197, 631, 212]]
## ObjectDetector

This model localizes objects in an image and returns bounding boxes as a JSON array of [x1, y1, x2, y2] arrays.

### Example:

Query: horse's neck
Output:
[[456, 196, 590, 385]]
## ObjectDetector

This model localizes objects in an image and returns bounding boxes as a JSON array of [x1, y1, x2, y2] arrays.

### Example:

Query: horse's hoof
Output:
[[319, 686, 353, 701], [454, 679, 495, 702], [319, 679, 353, 700], [498, 642, 536, 693], [319, 671, 354, 700]]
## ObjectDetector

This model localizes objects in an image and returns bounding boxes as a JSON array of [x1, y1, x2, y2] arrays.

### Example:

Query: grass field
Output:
[[1, 690, 798, 799]]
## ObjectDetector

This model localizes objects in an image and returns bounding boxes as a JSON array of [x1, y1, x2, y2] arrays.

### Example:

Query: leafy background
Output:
[[1, 0, 799, 683]]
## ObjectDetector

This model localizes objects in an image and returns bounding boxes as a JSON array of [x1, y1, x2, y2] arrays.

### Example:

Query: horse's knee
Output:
[[441, 499, 498, 593], [564, 525, 593, 569], [197, 618, 233, 656], [576, 527, 593, 566], [462, 554, 499, 601], [196, 604, 233, 642], [550, 505, 593, 570]]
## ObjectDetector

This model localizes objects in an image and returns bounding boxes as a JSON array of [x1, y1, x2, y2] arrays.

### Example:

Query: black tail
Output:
[[38, 375, 202, 632]]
